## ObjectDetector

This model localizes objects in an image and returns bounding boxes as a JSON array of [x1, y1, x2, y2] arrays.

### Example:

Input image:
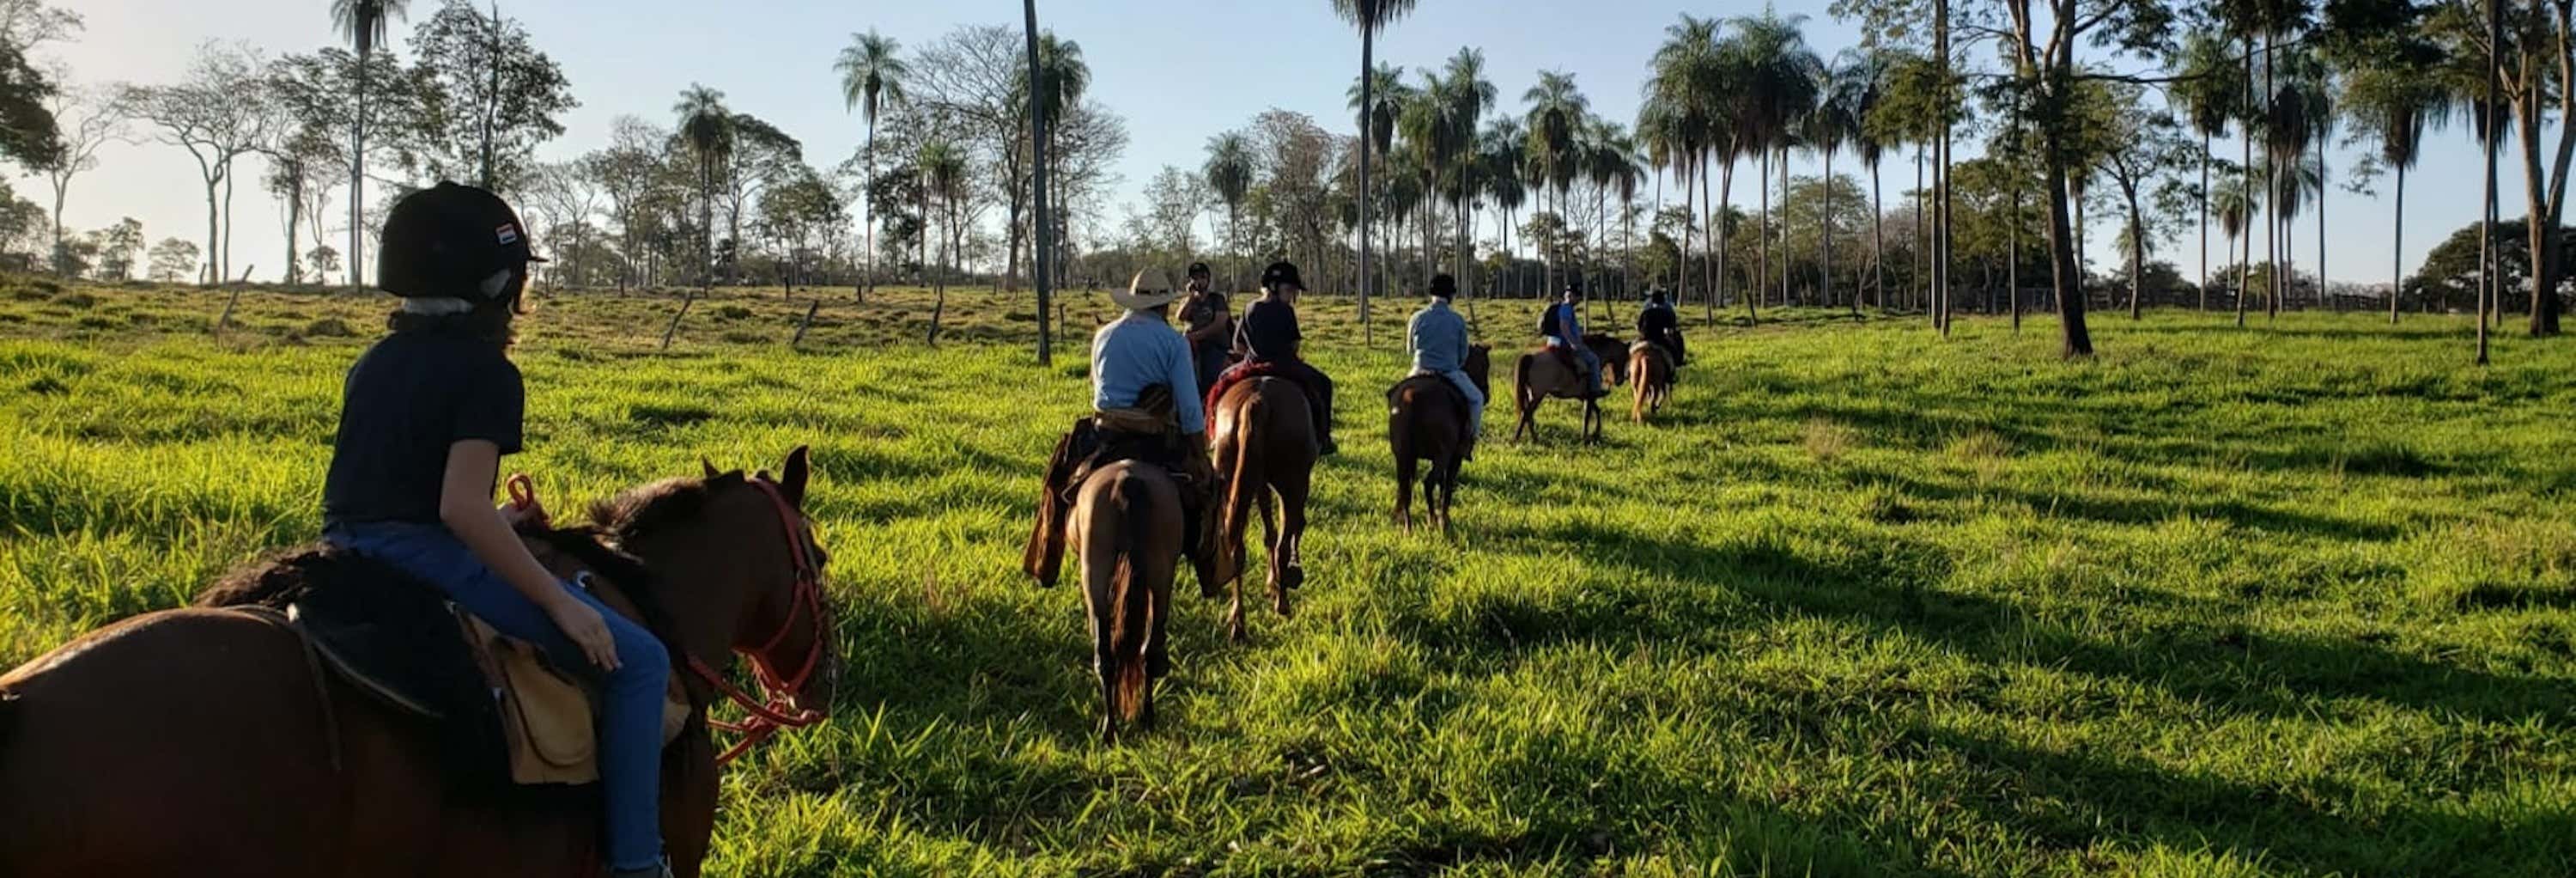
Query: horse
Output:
[[1628, 340, 1675, 424], [1586, 332, 1631, 387], [1388, 345, 1492, 535], [1208, 376, 1318, 643], [1512, 342, 1609, 444], [0, 448, 834, 878], [1067, 460, 1183, 743]]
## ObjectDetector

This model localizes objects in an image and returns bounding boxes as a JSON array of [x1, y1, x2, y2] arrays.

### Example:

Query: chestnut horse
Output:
[[1067, 460, 1183, 743], [1208, 377, 1317, 643], [0, 449, 834, 878], [1628, 341, 1675, 424], [1513, 343, 1609, 444], [1388, 345, 1492, 534]]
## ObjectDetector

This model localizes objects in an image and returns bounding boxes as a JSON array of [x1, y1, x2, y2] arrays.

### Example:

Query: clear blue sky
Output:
[[39, 0, 2548, 288]]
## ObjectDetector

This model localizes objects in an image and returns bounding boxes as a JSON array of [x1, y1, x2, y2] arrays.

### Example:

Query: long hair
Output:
[[385, 270, 530, 345]]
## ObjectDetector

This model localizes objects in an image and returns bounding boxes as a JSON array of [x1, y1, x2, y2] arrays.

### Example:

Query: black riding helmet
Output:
[[1430, 273, 1457, 299], [377, 181, 545, 301], [1262, 261, 1303, 290]]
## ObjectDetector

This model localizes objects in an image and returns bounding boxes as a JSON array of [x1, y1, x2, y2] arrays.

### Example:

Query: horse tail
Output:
[[1110, 474, 1153, 723], [0, 689, 16, 751]]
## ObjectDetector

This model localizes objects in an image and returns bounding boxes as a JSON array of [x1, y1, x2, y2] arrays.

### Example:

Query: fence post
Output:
[[791, 300, 820, 347]]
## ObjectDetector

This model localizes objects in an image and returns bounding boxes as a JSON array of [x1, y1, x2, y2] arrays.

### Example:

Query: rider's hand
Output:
[[544, 594, 621, 672], [499, 497, 550, 528]]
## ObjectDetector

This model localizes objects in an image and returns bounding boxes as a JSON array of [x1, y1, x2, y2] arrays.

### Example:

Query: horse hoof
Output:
[[1279, 565, 1304, 592]]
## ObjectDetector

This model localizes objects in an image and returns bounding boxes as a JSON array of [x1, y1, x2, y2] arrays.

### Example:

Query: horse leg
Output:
[[1139, 543, 1175, 731], [1274, 469, 1309, 615], [1394, 448, 1417, 533]]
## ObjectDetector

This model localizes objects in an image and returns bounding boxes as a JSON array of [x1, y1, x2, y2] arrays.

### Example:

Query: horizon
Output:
[[32, 0, 2562, 290]]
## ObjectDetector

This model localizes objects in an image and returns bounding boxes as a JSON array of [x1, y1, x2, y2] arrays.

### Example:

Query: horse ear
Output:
[[702, 458, 720, 480], [780, 445, 811, 508]]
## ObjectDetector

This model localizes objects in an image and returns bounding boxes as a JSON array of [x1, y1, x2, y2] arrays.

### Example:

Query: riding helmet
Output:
[[1430, 273, 1457, 299], [1262, 261, 1303, 290], [377, 181, 545, 301]]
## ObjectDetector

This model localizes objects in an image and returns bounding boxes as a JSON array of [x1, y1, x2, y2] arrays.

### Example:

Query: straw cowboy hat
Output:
[[1113, 269, 1182, 310]]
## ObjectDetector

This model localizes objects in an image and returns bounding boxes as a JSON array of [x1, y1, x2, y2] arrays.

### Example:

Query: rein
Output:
[[511, 473, 831, 766], [689, 477, 830, 765]]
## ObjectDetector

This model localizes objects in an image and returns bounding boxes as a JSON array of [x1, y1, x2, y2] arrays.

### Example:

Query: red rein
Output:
[[692, 478, 831, 765], [510, 473, 830, 766]]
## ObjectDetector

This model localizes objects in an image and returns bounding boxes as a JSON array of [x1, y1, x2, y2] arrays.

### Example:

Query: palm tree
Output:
[[2262, 64, 2318, 317], [1203, 132, 1255, 290], [2216, 173, 2254, 322], [1397, 74, 1449, 284], [1637, 95, 1691, 301], [2342, 58, 2456, 322], [1031, 32, 1088, 290], [1581, 118, 1632, 308], [918, 140, 967, 343], [1723, 8, 1822, 312], [1479, 119, 1527, 296], [331, 0, 409, 287], [2171, 34, 2242, 312], [1649, 13, 1724, 319], [1350, 62, 1411, 304], [1523, 70, 1588, 296], [1841, 49, 1893, 311], [1810, 54, 1867, 314], [1330, 0, 1422, 343], [1441, 48, 1497, 294], [836, 28, 909, 301], [674, 85, 735, 294]]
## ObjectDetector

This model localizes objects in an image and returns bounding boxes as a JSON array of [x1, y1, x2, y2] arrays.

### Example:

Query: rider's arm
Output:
[[1169, 334, 1207, 436], [439, 441, 574, 612]]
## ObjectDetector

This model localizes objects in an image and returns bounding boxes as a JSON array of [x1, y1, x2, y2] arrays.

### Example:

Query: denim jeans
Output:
[[325, 521, 669, 871]]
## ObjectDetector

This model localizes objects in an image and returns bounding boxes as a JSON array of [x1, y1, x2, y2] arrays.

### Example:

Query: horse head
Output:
[[1465, 344, 1492, 399], [599, 447, 837, 753]]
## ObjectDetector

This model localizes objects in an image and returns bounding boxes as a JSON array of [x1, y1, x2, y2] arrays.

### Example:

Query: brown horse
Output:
[[1208, 377, 1317, 643], [1628, 341, 1675, 424], [1512, 343, 1608, 444], [1067, 460, 1182, 743], [1388, 345, 1492, 535], [0, 449, 834, 878]]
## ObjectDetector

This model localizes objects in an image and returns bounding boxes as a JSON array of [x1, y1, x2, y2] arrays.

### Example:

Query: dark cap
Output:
[[1188, 261, 1211, 276], [1262, 261, 1303, 290], [377, 181, 544, 300], [1430, 273, 1457, 298]]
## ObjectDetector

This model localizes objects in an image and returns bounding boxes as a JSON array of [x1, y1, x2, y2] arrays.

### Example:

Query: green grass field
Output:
[[6, 277, 2575, 875]]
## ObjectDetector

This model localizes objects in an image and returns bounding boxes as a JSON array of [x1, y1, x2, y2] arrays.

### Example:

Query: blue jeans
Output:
[[1546, 336, 1604, 393], [325, 521, 669, 871]]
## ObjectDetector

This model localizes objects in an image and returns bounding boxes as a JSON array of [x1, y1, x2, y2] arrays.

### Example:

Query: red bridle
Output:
[[687, 477, 832, 765]]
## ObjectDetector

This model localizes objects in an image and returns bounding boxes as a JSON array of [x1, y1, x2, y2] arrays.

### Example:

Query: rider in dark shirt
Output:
[[1217, 261, 1338, 455], [1635, 288, 1685, 368]]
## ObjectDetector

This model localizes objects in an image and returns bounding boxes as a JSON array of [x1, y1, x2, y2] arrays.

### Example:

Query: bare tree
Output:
[[33, 75, 126, 277], [123, 43, 274, 284]]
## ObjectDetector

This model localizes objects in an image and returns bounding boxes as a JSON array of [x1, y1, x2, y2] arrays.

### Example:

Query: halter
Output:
[[690, 476, 832, 765]]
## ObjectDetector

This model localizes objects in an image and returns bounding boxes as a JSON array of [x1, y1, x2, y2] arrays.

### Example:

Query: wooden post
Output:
[[791, 300, 820, 347], [659, 290, 696, 351], [213, 265, 256, 333]]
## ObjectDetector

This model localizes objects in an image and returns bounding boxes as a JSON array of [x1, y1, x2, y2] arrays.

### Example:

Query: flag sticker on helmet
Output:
[[495, 223, 520, 246]]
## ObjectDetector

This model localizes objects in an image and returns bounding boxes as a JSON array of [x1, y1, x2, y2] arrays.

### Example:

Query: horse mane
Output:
[[197, 546, 375, 608], [522, 524, 686, 670], [590, 471, 744, 546]]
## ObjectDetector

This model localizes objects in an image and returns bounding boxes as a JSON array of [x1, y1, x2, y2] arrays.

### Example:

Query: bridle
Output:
[[690, 476, 832, 765]]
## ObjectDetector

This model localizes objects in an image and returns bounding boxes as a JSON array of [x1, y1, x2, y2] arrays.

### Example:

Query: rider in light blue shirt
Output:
[[1092, 303, 1206, 436], [1541, 283, 1604, 396], [1407, 273, 1483, 448]]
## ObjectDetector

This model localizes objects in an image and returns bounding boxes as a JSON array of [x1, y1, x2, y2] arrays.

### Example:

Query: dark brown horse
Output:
[[1067, 460, 1182, 743], [0, 449, 834, 878], [1628, 341, 1674, 424], [1388, 345, 1492, 534], [1208, 377, 1317, 643]]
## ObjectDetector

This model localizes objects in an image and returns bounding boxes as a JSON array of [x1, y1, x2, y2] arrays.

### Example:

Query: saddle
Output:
[[204, 546, 690, 787], [1026, 386, 1206, 588], [1205, 358, 1310, 416]]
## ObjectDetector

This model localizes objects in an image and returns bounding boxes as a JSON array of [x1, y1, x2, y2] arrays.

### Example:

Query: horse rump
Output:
[[1110, 472, 1155, 723]]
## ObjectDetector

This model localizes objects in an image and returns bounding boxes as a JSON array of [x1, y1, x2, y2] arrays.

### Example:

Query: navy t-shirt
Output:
[[322, 329, 525, 527], [1236, 298, 1303, 363]]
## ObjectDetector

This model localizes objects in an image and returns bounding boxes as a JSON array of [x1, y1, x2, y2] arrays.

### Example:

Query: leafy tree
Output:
[[90, 216, 143, 281], [395, 0, 576, 194], [123, 42, 275, 284], [0, 0, 82, 169], [33, 80, 124, 278], [147, 237, 200, 284], [1202, 131, 1255, 288], [2169, 33, 2245, 308], [2409, 217, 2576, 311]]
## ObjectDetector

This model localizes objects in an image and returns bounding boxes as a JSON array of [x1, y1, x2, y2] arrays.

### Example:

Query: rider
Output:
[[1636, 287, 1686, 368], [319, 182, 674, 878], [1539, 281, 1606, 398], [1181, 261, 1234, 397], [1215, 261, 1338, 455], [1407, 273, 1482, 459], [1026, 269, 1234, 592]]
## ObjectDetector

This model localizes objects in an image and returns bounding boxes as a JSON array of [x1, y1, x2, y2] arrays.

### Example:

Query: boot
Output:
[[611, 861, 674, 878]]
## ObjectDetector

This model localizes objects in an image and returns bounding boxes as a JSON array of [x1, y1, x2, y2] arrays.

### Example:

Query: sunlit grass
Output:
[[5, 277, 2574, 875]]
